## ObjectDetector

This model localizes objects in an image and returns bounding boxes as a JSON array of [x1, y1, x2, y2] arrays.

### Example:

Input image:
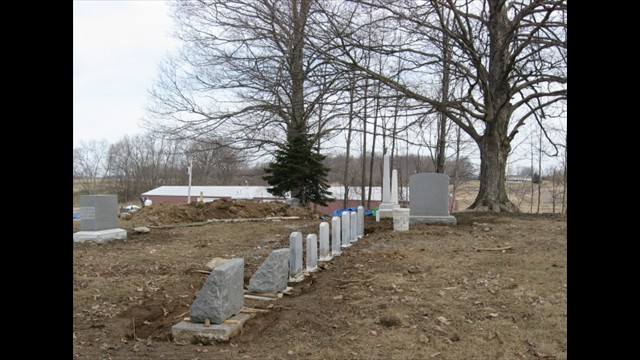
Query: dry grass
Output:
[[452, 180, 566, 214]]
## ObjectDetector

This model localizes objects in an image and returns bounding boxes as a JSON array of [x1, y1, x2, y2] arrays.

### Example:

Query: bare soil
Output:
[[73, 199, 567, 359]]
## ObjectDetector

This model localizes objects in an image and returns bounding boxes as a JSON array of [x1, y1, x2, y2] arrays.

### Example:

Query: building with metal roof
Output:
[[140, 185, 410, 215]]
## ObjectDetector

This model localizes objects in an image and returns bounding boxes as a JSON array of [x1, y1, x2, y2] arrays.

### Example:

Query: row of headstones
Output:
[[187, 206, 366, 326], [287, 206, 365, 282], [185, 172, 458, 326]]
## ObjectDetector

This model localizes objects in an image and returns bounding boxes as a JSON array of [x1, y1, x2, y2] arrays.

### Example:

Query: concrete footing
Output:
[[409, 215, 457, 225], [73, 228, 127, 243], [171, 312, 255, 344]]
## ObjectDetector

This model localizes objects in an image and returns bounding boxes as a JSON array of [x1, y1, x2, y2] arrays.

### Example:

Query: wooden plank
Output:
[[243, 290, 279, 298], [241, 307, 270, 313]]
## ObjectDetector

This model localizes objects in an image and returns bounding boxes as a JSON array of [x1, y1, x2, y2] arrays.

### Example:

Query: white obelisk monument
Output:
[[376, 154, 400, 221]]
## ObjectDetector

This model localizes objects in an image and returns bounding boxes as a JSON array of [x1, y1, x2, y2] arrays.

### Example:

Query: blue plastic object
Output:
[[332, 207, 373, 217]]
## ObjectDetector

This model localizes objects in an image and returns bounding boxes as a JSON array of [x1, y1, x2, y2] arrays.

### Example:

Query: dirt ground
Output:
[[72, 199, 567, 359]]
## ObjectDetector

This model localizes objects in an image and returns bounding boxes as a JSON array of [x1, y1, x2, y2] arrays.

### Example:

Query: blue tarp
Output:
[[332, 207, 373, 217]]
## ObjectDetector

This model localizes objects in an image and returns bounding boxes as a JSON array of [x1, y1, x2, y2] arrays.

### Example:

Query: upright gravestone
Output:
[[331, 216, 341, 256], [73, 194, 127, 243], [318, 222, 332, 261], [350, 211, 358, 243], [377, 154, 400, 220], [306, 234, 318, 272], [357, 205, 365, 239], [341, 211, 351, 248], [190, 258, 244, 324], [409, 173, 457, 225], [391, 169, 399, 205], [248, 248, 289, 293], [289, 232, 304, 282]]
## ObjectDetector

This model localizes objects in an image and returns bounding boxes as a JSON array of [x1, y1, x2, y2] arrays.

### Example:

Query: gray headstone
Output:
[[391, 169, 399, 204], [79, 195, 118, 231], [409, 173, 456, 225], [306, 234, 318, 272], [318, 222, 331, 261], [190, 258, 244, 324], [289, 232, 304, 281], [248, 248, 289, 293], [357, 206, 365, 238], [350, 211, 358, 243], [331, 216, 341, 256], [382, 154, 391, 202], [341, 212, 351, 248]]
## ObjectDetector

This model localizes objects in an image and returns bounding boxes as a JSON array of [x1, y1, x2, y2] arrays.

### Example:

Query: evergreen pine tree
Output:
[[263, 132, 333, 206]]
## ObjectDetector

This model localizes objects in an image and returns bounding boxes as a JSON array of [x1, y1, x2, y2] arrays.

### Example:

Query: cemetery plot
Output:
[[73, 200, 566, 359]]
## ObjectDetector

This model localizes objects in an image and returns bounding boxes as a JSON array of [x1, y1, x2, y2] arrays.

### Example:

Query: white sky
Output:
[[73, 0, 178, 148]]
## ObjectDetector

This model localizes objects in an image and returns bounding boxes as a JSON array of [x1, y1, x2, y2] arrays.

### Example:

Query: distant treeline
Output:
[[73, 135, 478, 204]]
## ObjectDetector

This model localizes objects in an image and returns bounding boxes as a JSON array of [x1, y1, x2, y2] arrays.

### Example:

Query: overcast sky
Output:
[[73, 0, 178, 148]]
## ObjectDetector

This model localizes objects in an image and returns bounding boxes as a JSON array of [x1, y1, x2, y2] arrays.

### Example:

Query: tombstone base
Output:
[[171, 312, 255, 344], [409, 215, 457, 225], [377, 203, 399, 218], [73, 228, 127, 244], [288, 273, 305, 283], [376, 203, 399, 221]]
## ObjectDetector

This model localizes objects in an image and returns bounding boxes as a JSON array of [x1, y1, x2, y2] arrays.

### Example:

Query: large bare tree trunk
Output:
[[436, 26, 450, 174], [290, 0, 309, 137], [468, 0, 519, 212], [288, 0, 311, 201], [470, 124, 518, 212]]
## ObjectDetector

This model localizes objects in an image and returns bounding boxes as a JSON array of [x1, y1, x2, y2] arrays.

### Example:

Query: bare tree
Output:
[[536, 126, 543, 213], [185, 139, 247, 185], [342, 72, 356, 208], [73, 139, 110, 194], [435, 0, 451, 174], [316, 0, 567, 212], [107, 134, 185, 202], [145, 0, 346, 158], [449, 126, 462, 212], [545, 165, 563, 214]]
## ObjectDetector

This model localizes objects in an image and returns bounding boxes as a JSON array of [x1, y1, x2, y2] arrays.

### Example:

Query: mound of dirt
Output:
[[123, 199, 320, 226]]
